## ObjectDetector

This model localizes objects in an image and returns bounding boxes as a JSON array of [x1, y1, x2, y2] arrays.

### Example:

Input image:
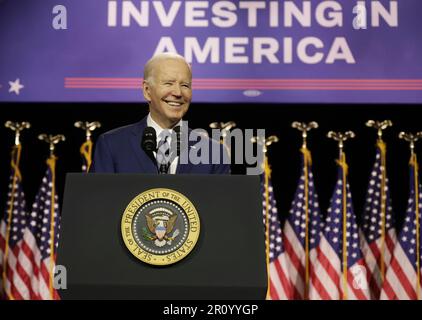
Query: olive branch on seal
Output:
[[142, 227, 154, 241]]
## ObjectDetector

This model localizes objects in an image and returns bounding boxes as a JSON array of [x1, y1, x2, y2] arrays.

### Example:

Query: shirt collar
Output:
[[147, 113, 182, 142]]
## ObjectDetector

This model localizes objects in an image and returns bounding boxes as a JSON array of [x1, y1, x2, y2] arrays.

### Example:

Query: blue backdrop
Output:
[[1, 0, 421, 103]]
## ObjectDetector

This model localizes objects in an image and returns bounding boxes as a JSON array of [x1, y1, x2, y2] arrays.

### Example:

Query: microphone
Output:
[[142, 126, 160, 173], [142, 126, 157, 153]]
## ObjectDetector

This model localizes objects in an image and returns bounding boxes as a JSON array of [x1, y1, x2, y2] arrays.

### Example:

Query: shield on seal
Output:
[[155, 223, 166, 240]]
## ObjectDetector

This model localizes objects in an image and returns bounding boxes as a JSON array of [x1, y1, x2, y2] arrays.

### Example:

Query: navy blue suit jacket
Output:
[[91, 117, 230, 174]]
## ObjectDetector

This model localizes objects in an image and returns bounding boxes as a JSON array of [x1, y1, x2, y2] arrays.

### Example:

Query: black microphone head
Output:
[[142, 126, 157, 152]]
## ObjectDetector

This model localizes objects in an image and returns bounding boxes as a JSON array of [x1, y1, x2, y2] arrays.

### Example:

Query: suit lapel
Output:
[[129, 117, 158, 174]]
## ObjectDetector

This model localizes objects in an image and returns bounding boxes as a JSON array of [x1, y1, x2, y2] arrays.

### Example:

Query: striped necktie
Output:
[[157, 132, 171, 174]]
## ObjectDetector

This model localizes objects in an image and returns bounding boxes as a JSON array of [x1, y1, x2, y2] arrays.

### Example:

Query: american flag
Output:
[[261, 159, 292, 300], [381, 154, 422, 300], [283, 148, 323, 299], [310, 152, 371, 300], [360, 141, 397, 299], [0, 145, 29, 300], [17, 157, 61, 300]]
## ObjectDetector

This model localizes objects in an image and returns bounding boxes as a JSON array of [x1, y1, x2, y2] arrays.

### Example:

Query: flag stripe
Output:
[[390, 255, 417, 299], [316, 238, 341, 288], [381, 277, 397, 300], [309, 262, 332, 300], [270, 257, 291, 299], [283, 228, 306, 298], [20, 236, 41, 299], [269, 279, 280, 300]]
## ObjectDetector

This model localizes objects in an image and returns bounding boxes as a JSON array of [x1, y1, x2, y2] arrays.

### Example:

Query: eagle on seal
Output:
[[145, 208, 178, 247]]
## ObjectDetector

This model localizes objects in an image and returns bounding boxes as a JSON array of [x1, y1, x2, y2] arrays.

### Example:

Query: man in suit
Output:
[[91, 53, 230, 174]]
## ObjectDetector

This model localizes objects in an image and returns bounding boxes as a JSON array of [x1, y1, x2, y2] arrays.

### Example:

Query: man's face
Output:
[[143, 58, 192, 129]]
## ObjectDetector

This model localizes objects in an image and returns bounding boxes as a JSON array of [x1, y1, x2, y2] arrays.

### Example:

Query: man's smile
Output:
[[164, 100, 184, 107]]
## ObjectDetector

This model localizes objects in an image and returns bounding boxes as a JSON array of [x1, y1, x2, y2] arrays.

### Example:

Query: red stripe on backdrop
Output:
[[65, 77, 422, 82], [64, 78, 422, 90], [64, 85, 422, 90]]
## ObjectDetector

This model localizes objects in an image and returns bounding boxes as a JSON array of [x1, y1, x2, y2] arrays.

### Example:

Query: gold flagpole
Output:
[[328, 131, 355, 300], [38, 134, 65, 300], [399, 131, 422, 300], [252, 135, 279, 300], [264, 154, 271, 300], [414, 153, 420, 301], [341, 150, 348, 301], [3, 121, 30, 300], [366, 120, 392, 282], [74, 121, 101, 172], [292, 121, 318, 300]]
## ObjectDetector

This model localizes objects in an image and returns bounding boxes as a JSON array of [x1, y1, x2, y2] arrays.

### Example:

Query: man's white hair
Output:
[[143, 52, 192, 84]]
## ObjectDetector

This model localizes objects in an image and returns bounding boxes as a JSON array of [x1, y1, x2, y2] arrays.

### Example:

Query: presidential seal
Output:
[[121, 188, 200, 266]]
